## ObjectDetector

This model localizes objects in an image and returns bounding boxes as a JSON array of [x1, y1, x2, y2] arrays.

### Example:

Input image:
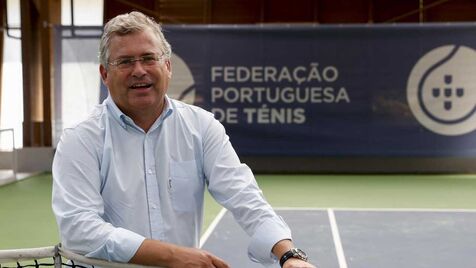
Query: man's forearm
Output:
[[129, 239, 174, 266], [129, 239, 230, 268], [272, 239, 294, 260]]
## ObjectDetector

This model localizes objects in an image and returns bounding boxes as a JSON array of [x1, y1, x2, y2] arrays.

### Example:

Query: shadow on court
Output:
[[201, 209, 476, 268]]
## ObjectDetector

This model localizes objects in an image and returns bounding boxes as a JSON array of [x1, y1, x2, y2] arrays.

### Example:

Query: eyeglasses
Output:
[[108, 54, 165, 69]]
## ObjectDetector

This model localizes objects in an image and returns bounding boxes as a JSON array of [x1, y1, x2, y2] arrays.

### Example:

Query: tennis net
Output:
[[0, 245, 160, 268]]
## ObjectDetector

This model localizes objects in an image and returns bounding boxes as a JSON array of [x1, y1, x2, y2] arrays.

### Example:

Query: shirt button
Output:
[[147, 168, 153, 174]]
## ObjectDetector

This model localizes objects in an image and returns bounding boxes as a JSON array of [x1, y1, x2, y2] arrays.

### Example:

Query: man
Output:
[[52, 11, 315, 268]]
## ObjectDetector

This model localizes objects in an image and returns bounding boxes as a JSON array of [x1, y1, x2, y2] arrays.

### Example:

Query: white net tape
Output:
[[0, 245, 162, 268]]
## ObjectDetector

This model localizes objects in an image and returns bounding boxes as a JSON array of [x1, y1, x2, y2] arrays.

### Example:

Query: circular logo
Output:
[[407, 45, 476, 136], [168, 53, 196, 105]]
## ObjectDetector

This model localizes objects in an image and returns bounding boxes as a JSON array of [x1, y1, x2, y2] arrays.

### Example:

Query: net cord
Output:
[[0, 246, 55, 263], [0, 245, 161, 268]]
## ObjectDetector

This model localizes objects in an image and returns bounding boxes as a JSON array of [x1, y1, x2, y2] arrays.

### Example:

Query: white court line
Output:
[[328, 209, 348, 268], [200, 207, 227, 248], [275, 207, 476, 213]]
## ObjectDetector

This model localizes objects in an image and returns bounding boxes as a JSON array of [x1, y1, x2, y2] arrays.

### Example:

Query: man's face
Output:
[[100, 29, 171, 116]]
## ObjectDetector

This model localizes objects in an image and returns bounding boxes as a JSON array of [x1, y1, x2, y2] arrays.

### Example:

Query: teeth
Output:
[[131, 83, 150, 88]]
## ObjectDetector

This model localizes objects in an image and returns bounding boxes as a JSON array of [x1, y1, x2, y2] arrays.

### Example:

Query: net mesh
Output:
[[0, 245, 160, 268]]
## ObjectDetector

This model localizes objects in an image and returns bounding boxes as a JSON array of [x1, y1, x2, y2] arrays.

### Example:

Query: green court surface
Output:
[[1, 173, 476, 249]]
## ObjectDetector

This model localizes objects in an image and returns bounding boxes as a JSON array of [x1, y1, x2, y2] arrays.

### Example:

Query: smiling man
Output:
[[52, 11, 315, 268], [99, 27, 170, 132]]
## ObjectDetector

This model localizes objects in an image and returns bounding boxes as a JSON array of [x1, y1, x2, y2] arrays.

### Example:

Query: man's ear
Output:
[[99, 64, 108, 84], [165, 59, 172, 79]]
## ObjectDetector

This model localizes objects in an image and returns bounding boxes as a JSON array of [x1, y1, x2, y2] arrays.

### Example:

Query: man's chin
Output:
[[130, 96, 163, 110]]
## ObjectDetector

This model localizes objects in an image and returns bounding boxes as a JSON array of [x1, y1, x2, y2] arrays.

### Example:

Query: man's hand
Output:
[[130, 239, 230, 268], [282, 258, 316, 268], [168, 246, 230, 268]]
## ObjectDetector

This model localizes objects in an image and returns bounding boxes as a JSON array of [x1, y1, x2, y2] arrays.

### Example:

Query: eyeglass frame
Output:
[[107, 53, 167, 70]]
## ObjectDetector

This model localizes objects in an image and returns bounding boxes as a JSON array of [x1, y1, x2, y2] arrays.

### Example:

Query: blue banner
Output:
[[164, 24, 476, 157]]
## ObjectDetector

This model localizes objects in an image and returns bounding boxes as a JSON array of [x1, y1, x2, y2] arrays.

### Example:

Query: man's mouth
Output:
[[129, 83, 152, 90]]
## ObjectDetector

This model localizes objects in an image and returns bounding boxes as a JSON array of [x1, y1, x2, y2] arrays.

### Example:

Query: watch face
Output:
[[292, 248, 308, 261]]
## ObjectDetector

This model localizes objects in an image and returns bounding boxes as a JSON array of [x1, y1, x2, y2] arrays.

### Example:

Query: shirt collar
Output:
[[105, 95, 174, 131], [154, 96, 174, 129]]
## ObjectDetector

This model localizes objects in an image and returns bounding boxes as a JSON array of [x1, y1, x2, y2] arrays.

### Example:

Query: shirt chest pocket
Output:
[[169, 160, 203, 212]]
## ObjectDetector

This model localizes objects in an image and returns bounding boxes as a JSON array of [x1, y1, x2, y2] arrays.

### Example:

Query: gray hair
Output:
[[99, 11, 172, 67]]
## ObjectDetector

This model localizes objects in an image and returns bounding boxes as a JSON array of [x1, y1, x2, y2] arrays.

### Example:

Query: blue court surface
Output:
[[201, 208, 476, 268]]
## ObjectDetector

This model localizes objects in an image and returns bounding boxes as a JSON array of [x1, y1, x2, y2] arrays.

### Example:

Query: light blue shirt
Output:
[[52, 96, 291, 265]]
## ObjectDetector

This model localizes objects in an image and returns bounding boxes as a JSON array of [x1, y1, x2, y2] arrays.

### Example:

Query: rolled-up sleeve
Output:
[[52, 128, 145, 262], [85, 228, 145, 262], [202, 117, 292, 264], [248, 217, 292, 264]]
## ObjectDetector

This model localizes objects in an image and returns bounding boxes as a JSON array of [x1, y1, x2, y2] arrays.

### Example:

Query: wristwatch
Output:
[[279, 248, 308, 267]]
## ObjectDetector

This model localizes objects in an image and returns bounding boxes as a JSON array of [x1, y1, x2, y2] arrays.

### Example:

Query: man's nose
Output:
[[130, 60, 147, 77]]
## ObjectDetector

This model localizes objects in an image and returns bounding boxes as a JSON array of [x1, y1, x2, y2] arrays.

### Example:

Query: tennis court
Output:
[[202, 208, 476, 268], [2, 173, 476, 267]]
